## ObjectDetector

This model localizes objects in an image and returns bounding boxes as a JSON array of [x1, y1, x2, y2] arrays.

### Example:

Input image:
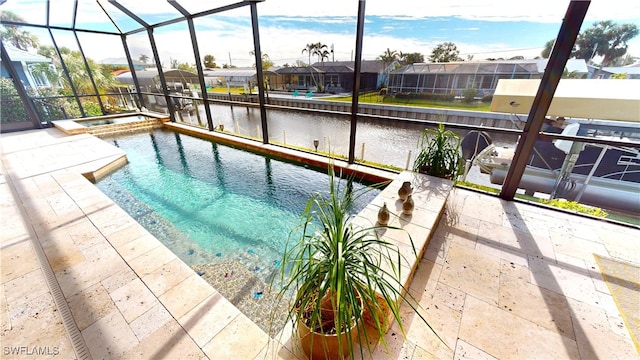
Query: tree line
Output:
[[379, 21, 637, 67], [541, 21, 638, 67]]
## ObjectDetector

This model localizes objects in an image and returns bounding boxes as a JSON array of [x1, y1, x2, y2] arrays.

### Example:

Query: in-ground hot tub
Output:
[[52, 112, 169, 136]]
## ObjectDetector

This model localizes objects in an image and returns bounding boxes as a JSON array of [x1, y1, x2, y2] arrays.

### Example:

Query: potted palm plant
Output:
[[413, 123, 463, 179], [272, 167, 438, 359]]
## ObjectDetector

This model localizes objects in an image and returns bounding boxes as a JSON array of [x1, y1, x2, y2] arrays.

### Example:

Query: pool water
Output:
[[96, 128, 380, 283]]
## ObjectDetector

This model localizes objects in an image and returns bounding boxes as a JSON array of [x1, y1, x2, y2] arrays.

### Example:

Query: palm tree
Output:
[[311, 42, 328, 64], [377, 48, 399, 87], [203, 54, 216, 69], [378, 48, 398, 63], [0, 11, 39, 50], [312, 43, 330, 90], [138, 54, 149, 64], [36, 45, 116, 95], [30, 62, 60, 87], [301, 43, 316, 67], [249, 50, 274, 69], [572, 21, 639, 67], [316, 44, 330, 66], [35, 45, 64, 88], [301, 43, 318, 88]]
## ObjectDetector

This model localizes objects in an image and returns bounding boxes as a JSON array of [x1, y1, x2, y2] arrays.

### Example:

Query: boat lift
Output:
[[487, 79, 640, 214]]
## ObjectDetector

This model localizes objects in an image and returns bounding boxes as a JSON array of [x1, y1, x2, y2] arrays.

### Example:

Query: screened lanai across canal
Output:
[[386, 59, 588, 97], [1, 0, 639, 359]]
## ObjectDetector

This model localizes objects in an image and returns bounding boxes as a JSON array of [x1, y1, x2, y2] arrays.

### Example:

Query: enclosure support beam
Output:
[[169, 0, 215, 131], [109, 1, 175, 122], [348, 0, 366, 163], [1, 42, 43, 128], [72, 32, 105, 114], [71, 0, 105, 114], [43, 0, 83, 117], [121, 34, 146, 110], [146, 28, 176, 122], [250, 1, 269, 144], [500, 0, 590, 200], [0, 20, 121, 36], [47, 29, 85, 118]]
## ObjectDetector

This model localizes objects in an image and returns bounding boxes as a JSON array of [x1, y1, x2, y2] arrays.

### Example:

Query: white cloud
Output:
[[2, 0, 639, 66], [5, 0, 640, 24], [258, 0, 640, 23], [268, 16, 355, 25]]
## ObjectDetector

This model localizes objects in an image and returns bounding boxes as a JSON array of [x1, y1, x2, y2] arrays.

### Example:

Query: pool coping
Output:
[[52, 112, 169, 136]]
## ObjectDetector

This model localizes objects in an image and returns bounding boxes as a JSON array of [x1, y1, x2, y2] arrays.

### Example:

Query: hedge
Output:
[[394, 92, 455, 102]]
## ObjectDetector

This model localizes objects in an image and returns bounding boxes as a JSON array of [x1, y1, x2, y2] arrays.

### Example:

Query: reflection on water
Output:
[[185, 103, 517, 169]]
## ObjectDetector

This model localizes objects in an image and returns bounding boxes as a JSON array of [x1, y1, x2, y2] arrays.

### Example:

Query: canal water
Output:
[[178, 102, 518, 171]]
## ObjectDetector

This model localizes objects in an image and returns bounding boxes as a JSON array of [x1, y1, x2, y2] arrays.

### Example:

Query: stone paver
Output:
[[458, 296, 580, 359], [81, 310, 139, 359], [201, 313, 269, 359], [178, 292, 240, 347]]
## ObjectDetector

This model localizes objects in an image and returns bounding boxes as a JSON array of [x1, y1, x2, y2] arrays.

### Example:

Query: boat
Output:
[[468, 79, 640, 214]]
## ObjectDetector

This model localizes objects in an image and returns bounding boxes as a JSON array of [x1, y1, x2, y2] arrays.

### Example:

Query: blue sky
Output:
[[2, 0, 640, 67], [263, 15, 565, 61]]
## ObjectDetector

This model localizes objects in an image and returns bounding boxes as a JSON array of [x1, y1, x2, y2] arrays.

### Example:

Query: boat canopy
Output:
[[490, 79, 640, 122]]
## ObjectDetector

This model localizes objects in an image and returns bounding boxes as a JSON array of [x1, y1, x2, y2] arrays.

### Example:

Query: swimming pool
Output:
[[95, 128, 380, 284]]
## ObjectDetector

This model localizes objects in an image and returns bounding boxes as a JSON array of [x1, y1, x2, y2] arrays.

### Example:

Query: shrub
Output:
[[540, 199, 608, 218], [481, 94, 493, 103], [0, 78, 29, 123], [461, 88, 477, 103], [395, 92, 455, 102], [81, 100, 103, 116]]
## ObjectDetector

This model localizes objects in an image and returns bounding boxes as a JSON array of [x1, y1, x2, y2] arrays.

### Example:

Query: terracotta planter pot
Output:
[[297, 316, 359, 359], [297, 290, 363, 359]]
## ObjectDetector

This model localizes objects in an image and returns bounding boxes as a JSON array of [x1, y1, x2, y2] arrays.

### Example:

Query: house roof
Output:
[[4, 44, 51, 63], [530, 58, 587, 73], [203, 68, 278, 77], [275, 66, 324, 75], [111, 69, 130, 76], [601, 66, 640, 75], [392, 59, 587, 75], [275, 60, 387, 75], [316, 64, 354, 74], [116, 69, 200, 86], [311, 60, 386, 73], [99, 57, 154, 66]]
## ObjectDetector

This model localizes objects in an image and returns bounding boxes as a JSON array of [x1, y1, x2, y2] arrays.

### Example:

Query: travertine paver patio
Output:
[[1, 127, 638, 359]]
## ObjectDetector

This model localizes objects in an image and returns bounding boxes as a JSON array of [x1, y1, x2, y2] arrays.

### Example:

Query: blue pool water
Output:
[[96, 129, 380, 282]]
